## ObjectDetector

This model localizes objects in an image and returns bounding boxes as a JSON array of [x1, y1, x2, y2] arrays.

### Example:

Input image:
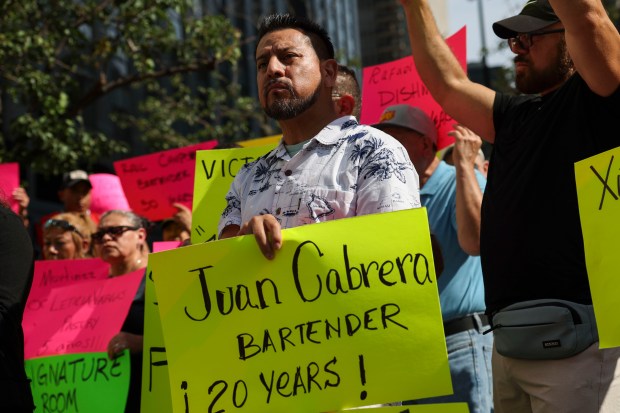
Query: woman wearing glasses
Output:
[[92, 210, 149, 413], [42, 213, 95, 260]]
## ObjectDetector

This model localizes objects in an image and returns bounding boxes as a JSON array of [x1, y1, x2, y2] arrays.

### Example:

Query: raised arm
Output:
[[549, 0, 620, 96], [399, 0, 496, 143], [449, 125, 484, 256]]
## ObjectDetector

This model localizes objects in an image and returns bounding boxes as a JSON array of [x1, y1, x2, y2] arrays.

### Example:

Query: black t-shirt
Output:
[[483, 74, 620, 313]]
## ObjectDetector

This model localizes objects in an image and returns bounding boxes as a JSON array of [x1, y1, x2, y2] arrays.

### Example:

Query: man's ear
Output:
[[137, 227, 147, 243], [337, 95, 356, 117], [322, 59, 338, 88]]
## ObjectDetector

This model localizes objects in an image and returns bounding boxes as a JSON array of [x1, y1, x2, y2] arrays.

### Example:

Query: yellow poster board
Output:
[[575, 146, 620, 348], [191, 145, 276, 244], [150, 208, 451, 412], [141, 266, 173, 412], [238, 134, 282, 148]]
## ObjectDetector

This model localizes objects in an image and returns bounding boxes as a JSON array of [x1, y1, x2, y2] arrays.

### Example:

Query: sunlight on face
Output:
[[256, 29, 323, 120], [43, 227, 78, 260], [93, 213, 141, 264]]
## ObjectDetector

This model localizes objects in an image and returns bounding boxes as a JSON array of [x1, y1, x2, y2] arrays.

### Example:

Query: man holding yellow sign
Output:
[[217, 13, 423, 407]]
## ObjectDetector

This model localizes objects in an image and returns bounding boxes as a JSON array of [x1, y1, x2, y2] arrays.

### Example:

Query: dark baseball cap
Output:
[[61, 170, 92, 190], [492, 0, 560, 39]]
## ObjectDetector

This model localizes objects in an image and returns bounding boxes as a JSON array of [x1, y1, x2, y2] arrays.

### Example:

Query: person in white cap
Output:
[[398, 0, 620, 411], [375, 104, 490, 413], [441, 145, 488, 178]]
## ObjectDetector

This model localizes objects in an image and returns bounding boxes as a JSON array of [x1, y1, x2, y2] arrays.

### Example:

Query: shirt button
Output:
[[285, 169, 292, 176]]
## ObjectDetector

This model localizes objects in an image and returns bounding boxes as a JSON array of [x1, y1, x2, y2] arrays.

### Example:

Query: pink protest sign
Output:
[[360, 27, 467, 150], [23, 258, 111, 340], [24, 269, 144, 359], [114, 141, 217, 221], [0, 162, 20, 213], [89, 173, 131, 215], [153, 241, 182, 253]]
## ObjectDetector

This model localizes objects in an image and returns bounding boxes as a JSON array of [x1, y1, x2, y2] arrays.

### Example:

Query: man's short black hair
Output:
[[336, 65, 360, 97], [335, 64, 362, 119], [256, 13, 335, 60]]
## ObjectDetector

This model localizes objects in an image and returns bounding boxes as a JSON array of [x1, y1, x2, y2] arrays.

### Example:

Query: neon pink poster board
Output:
[[23, 258, 111, 341], [153, 241, 182, 253], [360, 27, 467, 151], [89, 173, 131, 214], [24, 269, 143, 359], [114, 141, 217, 221], [0, 162, 20, 213]]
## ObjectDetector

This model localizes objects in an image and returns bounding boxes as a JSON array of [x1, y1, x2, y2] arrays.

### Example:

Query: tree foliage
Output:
[[0, 0, 262, 175]]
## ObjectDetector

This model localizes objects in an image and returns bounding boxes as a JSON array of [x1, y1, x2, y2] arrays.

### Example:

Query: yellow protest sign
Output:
[[141, 266, 173, 412], [238, 134, 282, 147], [575, 146, 620, 348], [151, 208, 451, 412], [191, 145, 276, 243]]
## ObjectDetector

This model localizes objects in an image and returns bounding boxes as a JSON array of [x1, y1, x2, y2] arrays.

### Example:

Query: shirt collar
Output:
[[273, 116, 359, 160], [272, 142, 290, 161], [313, 116, 358, 145]]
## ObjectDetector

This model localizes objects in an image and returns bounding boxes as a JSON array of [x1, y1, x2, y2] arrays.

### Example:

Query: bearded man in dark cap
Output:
[[398, 0, 620, 411]]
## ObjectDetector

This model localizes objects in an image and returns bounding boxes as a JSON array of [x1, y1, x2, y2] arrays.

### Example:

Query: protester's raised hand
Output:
[[449, 124, 482, 168], [172, 202, 192, 231], [12, 187, 29, 211], [12, 187, 30, 226], [237, 214, 282, 260]]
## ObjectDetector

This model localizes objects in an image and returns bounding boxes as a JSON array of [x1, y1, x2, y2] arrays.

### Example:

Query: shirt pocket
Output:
[[298, 187, 356, 224]]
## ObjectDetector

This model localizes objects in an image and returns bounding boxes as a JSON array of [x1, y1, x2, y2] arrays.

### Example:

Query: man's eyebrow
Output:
[[257, 44, 298, 61], [255, 47, 276, 62]]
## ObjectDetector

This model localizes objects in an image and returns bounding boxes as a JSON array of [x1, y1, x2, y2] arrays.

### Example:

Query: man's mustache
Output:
[[264, 80, 294, 98]]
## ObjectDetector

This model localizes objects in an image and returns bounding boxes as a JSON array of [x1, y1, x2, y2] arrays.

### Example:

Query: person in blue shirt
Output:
[[375, 104, 491, 413]]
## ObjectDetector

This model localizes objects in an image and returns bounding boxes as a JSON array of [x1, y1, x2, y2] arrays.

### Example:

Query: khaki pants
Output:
[[493, 342, 620, 413]]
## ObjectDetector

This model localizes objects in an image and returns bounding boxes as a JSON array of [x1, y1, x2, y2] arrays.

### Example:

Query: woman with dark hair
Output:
[[92, 209, 149, 413], [0, 203, 35, 411]]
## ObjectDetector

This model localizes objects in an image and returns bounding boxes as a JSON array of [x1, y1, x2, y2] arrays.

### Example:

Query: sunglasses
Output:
[[507, 28, 565, 52], [44, 219, 83, 238], [92, 226, 139, 244]]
